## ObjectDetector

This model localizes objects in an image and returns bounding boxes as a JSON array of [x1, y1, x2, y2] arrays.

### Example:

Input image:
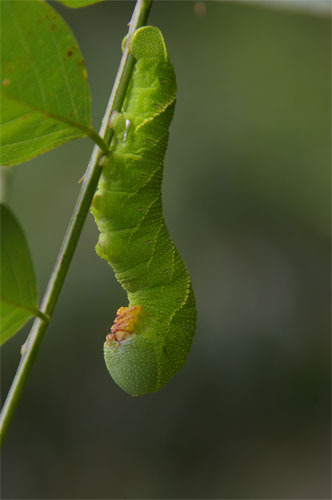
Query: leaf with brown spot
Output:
[[0, 0, 92, 166]]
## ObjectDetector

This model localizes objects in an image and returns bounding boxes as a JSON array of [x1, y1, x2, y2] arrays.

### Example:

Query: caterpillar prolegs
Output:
[[91, 27, 196, 396]]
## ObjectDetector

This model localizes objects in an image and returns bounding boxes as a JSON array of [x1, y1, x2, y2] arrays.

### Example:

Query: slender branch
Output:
[[0, 0, 152, 447]]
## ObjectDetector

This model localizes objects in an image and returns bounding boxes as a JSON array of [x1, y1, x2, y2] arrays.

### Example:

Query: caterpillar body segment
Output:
[[91, 27, 196, 396]]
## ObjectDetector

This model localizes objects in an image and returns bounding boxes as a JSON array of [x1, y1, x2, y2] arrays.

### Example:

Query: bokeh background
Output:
[[1, 1, 330, 498]]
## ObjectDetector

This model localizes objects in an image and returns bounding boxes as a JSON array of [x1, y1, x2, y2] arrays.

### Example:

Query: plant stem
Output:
[[0, 0, 152, 448]]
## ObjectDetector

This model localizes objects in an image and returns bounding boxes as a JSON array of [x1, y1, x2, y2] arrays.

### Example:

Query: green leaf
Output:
[[0, 204, 39, 345], [57, 0, 104, 8], [0, 0, 91, 166]]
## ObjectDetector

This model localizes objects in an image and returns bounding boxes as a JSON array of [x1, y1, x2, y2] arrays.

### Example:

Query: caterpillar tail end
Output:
[[103, 305, 160, 397]]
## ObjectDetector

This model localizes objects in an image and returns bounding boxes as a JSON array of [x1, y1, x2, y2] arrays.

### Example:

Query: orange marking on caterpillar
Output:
[[106, 305, 142, 343]]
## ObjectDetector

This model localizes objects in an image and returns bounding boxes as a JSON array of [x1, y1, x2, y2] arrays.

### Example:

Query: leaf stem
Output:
[[0, 298, 50, 323], [0, 0, 152, 447], [86, 127, 108, 153], [0, 91, 109, 155]]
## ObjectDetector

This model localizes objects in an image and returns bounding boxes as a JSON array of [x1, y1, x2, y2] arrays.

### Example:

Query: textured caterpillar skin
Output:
[[91, 27, 196, 397]]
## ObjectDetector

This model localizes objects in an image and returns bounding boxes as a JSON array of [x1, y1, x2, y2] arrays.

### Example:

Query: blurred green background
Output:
[[1, 1, 330, 498]]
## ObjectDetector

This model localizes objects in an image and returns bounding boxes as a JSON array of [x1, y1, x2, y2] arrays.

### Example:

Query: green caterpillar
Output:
[[91, 26, 196, 397]]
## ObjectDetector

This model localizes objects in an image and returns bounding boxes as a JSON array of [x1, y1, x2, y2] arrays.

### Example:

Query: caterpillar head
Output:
[[122, 26, 168, 61]]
